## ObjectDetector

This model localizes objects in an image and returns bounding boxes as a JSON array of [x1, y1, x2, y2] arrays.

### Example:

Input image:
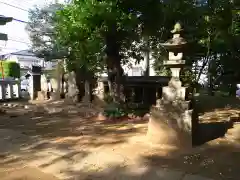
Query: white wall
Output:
[[5, 55, 42, 68], [122, 54, 156, 76], [100, 54, 156, 77], [5, 54, 56, 70]]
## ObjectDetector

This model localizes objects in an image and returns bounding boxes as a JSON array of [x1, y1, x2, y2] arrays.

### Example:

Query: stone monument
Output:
[[147, 23, 196, 147], [50, 60, 63, 100]]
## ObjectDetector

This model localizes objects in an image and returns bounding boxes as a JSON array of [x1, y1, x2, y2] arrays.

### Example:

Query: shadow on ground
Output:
[[194, 95, 240, 145], [196, 120, 233, 145], [140, 140, 240, 180], [0, 103, 148, 174], [195, 95, 240, 114], [0, 101, 240, 180]]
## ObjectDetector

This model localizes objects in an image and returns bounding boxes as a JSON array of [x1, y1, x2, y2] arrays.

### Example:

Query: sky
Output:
[[0, 0, 65, 55]]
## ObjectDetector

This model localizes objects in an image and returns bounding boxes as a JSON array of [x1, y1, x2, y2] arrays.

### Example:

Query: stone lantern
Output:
[[161, 22, 187, 102], [147, 23, 195, 147]]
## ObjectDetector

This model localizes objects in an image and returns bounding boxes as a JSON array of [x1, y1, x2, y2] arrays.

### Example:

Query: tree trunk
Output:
[[83, 80, 91, 102], [75, 68, 86, 102], [60, 73, 65, 98], [82, 70, 94, 103], [229, 83, 236, 97], [105, 32, 125, 103], [106, 55, 125, 103]]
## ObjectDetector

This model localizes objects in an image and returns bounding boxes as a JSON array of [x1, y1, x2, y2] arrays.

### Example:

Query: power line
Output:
[[0, 1, 29, 12], [13, 18, 28, 23], [9, 0, 33, 6]]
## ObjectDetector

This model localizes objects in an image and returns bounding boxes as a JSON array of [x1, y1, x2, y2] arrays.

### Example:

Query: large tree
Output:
[[55, 0, 206, 100], [28, 0, 240, 100], [55, 0, 142, 102]]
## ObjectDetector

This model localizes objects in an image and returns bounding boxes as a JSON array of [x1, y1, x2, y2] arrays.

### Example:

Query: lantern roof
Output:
[[161, 22, 187, 50]]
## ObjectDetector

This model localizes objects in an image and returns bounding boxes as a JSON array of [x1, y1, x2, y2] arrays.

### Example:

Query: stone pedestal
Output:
[[147, 23, 196, 147], [37, 91, 45, 101], [147, 100, 193, 147], [50, 92, 60, 101], [96, 81, 105, 100]]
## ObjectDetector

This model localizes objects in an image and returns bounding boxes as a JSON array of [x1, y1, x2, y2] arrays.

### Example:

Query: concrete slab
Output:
[[141, 168, 184, 180], [183, 174, 214, 180]]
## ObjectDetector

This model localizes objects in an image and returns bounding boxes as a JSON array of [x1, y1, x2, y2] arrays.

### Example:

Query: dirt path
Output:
[[0, 101, 239, 180], [0, 167, 59, 180]]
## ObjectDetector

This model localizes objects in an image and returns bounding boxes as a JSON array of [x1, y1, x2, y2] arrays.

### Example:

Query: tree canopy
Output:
[[27, 0, 240, 96], [26, 3, 67, 60]]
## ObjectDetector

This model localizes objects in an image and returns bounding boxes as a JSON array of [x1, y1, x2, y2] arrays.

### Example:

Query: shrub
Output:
[[0, 61, 20, 78], [103, 93, 113, 103], [103, 102, 127, 118]]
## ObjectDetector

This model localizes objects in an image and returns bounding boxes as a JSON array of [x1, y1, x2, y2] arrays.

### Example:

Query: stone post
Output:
[[15, 81, 21, 98], [147, 23, 195, 147], [51, 60, 62, 100], [40, 74, 48, 100], [9, 83, 14, 99], [97, 81, 105, 100], [0, 83, 3, 100]]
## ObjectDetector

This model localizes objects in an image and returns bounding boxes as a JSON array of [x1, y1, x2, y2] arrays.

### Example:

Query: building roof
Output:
[[7, 50, 36, 57]]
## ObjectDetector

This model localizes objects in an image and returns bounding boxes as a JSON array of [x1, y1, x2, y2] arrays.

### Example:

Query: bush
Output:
[[0, 61, 20, 78], [103, 93, 113, 103], [103, 102, 127, 118]]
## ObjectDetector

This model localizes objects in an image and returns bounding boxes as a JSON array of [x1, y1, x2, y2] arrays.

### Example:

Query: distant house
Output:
[[1, 50, 57, 73]]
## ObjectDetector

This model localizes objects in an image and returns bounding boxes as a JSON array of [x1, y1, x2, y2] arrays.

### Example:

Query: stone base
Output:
[[37, 91, 47, 101], [93, 95, 107, 107], [50, 92, 61, 101], [82, 95, 91, 103], [162, 86, 187, 101], [147, 105, 193, 148]]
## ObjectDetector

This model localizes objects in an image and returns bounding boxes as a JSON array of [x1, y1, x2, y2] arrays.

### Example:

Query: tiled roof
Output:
[[10, 50, 36, 57]]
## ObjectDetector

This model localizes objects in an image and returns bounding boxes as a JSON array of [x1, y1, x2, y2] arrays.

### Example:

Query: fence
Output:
[[0, 79, 20, 101], [97, 76, 170, 106]]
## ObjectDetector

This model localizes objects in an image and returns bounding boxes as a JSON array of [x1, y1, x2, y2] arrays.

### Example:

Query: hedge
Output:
[[0, 61, 20, 78]]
